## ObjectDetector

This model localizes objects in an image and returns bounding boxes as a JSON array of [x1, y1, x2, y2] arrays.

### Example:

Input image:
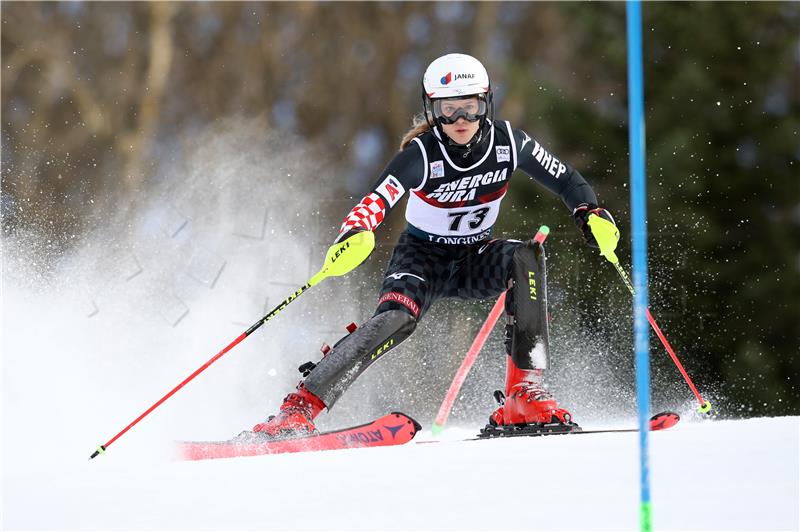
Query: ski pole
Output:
[[431, 226, 550, 435], [88, 231, 376, 459], [610, 261, 711, 413], [587, 215, 711, 414]]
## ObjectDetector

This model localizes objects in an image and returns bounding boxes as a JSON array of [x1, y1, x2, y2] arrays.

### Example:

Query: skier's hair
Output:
[[399, 113, 431, 150]]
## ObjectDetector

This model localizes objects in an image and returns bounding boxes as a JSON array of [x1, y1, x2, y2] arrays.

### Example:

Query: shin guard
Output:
[[504, 240, 549, 370], [303, 309, 417, 409]]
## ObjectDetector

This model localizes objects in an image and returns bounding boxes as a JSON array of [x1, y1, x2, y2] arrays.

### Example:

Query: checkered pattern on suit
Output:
[[340, 193, 386, 234], [376, 232, 522, 320]]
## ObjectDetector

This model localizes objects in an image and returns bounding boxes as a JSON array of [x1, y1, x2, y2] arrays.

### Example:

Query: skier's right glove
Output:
[[573, 203, 620, 263]]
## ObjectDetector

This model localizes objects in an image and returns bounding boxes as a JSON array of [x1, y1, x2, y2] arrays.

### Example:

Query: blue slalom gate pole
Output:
[[626, 1, 652, 531]]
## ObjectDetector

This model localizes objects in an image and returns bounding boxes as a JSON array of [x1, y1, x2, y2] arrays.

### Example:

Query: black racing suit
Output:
[[303, 120, 599, 408]]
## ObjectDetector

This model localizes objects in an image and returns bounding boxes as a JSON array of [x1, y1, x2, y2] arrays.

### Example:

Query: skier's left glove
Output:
[[573, 203, 620, 263]]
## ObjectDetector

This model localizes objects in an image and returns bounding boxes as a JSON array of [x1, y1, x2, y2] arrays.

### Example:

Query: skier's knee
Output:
[[365, 309, 417, 360], [506, 244, 542, 310], [374, 308, 418, 332]]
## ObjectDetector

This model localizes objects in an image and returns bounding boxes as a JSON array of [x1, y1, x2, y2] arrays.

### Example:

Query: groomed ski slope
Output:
[[4, 416, 798, 530]]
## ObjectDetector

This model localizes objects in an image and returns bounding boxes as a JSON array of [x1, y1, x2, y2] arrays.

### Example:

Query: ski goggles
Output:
[[432, 96, 487, 124]]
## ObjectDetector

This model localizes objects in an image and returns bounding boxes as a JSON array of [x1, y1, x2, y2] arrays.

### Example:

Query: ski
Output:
[[475, 410, 680, 439], [177, 412, 422, 461]]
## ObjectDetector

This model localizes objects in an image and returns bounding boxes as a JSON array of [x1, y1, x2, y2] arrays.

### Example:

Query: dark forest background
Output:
[[3, 2, 798, 417]]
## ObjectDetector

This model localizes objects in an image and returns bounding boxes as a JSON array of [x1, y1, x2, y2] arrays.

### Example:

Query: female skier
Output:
[[253, 53, 618, 437]]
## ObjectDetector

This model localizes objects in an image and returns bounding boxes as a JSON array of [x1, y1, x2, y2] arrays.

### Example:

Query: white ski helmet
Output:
[[422, 53, 491, 99], [421, 53, 494, 144]]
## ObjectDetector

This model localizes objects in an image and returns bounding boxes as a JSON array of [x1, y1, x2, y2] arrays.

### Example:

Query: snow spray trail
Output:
[[2, 117, 374, 468]]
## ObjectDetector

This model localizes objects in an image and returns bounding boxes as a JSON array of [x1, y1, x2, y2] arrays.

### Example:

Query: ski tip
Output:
[[390, 412, 422, 434], [649, 411, 680, 431]]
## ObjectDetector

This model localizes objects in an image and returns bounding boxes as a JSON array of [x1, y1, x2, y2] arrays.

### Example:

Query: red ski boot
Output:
[[252, 384, 326, 439], [489, 357, 575, 428]]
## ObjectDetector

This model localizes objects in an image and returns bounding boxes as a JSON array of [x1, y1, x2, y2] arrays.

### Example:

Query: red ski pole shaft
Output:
[[611, 261, 711, 413], [431, 226, 550, 435], [645, 308, 706, 407], [88, 231, 377, 459], [432, 293, 506, 434], [90, 330, 250, 459], [88, 282, 313, 460]]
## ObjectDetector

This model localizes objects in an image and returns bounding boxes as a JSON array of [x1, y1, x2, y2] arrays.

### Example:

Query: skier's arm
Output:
[[334, 146, 424, 243], [512, 128, 618, 251], [512, 128, 598, 210]]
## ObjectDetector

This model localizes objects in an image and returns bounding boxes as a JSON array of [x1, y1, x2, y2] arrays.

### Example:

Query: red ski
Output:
[[177, 412, 421, 461]]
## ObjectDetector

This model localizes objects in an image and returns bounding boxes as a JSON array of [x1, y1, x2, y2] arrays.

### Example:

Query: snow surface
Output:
[[3, 415, 798, 530]]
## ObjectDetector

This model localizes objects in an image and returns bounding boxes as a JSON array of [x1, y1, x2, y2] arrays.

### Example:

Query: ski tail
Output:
[[177, 412, 421, 461]]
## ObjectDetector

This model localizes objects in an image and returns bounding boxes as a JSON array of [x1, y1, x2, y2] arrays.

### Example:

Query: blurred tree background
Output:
[[2, 2, 798, 417]]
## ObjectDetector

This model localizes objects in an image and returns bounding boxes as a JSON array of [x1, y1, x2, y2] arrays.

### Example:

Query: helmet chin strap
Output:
[[438, 118, 491, 158], [443, 129, 481, 157]]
